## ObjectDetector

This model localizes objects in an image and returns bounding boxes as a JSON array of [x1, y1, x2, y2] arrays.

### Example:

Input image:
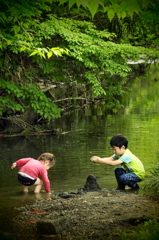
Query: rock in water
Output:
[[83, 174, 101, 192]]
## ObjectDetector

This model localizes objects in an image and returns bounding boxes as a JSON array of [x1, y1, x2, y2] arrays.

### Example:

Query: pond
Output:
[[0, 64, 159, 236]]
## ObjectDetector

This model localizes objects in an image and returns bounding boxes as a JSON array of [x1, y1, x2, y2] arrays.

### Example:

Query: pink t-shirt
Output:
[[16, 158, 50, 192]]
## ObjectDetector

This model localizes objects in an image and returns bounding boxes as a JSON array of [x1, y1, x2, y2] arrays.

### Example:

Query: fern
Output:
[[144, 163, 159, 198], [120, 218, 159, 240]]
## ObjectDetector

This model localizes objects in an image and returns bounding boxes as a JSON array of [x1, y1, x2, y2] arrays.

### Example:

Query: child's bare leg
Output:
[[23, 186, 29, 193], [33, 178, 43, 193]]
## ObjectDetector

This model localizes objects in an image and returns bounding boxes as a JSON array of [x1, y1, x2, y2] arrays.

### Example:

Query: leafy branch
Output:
[[56, 0, 150, 19]]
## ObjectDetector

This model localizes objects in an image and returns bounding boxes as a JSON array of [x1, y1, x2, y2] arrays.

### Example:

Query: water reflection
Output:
[[0, 64, 159, 234]]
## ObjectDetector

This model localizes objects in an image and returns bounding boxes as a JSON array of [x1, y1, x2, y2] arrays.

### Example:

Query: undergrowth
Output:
[[144, 162, 159, 199], [119, 218, 159, 240]]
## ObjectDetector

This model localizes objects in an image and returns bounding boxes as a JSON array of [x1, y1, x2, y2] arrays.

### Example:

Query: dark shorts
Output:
[[18, 174, 36, 186]]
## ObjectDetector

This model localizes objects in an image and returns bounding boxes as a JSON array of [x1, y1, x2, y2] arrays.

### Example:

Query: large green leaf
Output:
[[107, 9, 115, 21], [89, 1, 100, 19]]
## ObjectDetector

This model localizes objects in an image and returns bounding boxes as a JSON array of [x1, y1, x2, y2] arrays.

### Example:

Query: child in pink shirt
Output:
[[11, 152, 55, 193]]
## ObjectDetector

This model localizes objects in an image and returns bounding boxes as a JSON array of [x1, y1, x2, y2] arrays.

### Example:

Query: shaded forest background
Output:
[[0, 0, 159, 134]]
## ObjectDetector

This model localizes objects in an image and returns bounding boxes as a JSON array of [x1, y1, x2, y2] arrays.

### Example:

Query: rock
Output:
[[36, 220, 57, 235], [57, 175, 102, 199], [82, 174, 101, 192], [57, 192, 76, 198], [36, 218, 69, 236]]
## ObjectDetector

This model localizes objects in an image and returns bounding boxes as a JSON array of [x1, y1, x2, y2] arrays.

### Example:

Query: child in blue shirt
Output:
[[90, 134, 145, 190]]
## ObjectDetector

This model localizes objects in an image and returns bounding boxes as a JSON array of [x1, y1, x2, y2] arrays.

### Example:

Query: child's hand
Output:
[[45, 192, 52, 200], [90, 156, 100, 163], [11, 162, 16, 169]]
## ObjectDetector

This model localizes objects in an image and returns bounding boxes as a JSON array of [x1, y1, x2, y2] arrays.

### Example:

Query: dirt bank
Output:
[[11, 175, 159, 240]]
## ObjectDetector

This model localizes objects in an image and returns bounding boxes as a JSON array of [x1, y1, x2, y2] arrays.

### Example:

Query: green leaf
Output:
[[120, 11, 127, 19], [11, 25, 21, 34], [89, 1, 99, 19], [103, 6, 108, 12], [39, 52, 46, 58], [63, 49, 69, 55], [128, 8, 135, 19], [52, 49, 62, 56], [29, 51, 38, 57], [50, 47, 60, 50], [68, 0, 76, 8], [47, 51, 53, 58], [0, 12, 8, 23], [107, 9, 115, 21], [58, 0, 68, 4]]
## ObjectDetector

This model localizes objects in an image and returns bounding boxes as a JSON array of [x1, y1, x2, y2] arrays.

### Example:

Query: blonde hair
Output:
[[38, 153, 56, 167]]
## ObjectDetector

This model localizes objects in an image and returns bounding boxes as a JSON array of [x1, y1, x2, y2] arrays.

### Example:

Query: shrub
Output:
[[144, 163, 159, 199], [120, 218, 159, 240]]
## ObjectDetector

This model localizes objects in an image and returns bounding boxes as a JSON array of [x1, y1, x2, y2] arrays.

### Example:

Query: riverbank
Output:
[[11, 176, 159, 240]]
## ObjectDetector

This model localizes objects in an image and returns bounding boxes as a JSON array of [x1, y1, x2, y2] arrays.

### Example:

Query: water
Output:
[[0, 64, 159, 235]]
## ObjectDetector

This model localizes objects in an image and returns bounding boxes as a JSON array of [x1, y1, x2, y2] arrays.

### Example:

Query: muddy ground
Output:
[[10, 175, 159, 240]]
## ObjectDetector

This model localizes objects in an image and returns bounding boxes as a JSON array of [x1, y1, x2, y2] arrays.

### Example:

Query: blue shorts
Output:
[[18, 174, 36, 186]]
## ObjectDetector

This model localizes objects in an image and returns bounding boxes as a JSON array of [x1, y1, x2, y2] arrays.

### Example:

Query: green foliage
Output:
[[28, 47, 69, 59], [57, 0, 150, 20], [0, 0, 159, 123], [23, 85, 61, 120], [144, 162, 159, 198], [120, 218, 159, 240], [0, 79, 25, 115], [0, 79, 61, 119], [0, 0, 68, 58], [35, 14, 158, 97], [84, 71, 106, 96], [120, 9, 159, 46]]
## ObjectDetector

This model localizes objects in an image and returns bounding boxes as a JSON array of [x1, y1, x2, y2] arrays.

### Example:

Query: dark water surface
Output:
[[0, 65, 159, 236]]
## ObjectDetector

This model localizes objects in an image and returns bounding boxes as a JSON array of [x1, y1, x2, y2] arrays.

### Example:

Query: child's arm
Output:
[[90, 156, 123, 166], [11, 162, 16, 169], [11, 158, 32, 169], [40, 171, 51, 192]]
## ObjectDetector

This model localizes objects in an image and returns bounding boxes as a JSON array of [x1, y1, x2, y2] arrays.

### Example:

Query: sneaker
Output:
[[116, 186, 125, 190]]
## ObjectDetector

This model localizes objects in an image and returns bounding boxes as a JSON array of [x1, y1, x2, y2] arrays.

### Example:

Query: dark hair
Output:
[[38, 153, 56, 167], [110, 135, 128, 149]]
